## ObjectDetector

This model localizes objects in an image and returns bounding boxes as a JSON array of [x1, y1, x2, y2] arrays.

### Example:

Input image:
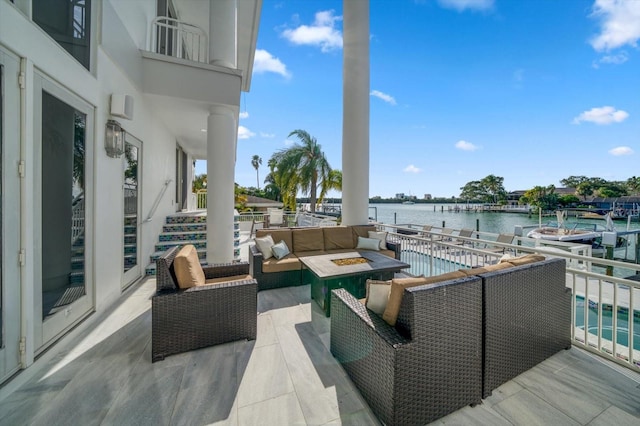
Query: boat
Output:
[[402, 200, 415, 205], [526, 211, 612, 244]]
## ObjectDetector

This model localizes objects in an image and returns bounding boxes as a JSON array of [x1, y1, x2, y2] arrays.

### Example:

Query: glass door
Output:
[[123, 134, 142, 288], [0, 49, 22, 383], [34, 74, 94, 349]]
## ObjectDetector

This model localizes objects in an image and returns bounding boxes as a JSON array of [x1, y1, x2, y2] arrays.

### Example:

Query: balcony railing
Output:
[[150, 17, 208, 63], [375, 223, 640, 373]]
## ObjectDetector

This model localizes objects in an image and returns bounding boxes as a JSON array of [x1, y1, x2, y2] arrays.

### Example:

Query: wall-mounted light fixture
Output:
[[105, 119, 125, 158]]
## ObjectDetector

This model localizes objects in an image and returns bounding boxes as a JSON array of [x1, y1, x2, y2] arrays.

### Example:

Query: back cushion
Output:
[[292, 228, 325, 252], [508, 254, 546, 266], [256, 229, 293, 252], [323, 226, 356, 250], [173, 244, 205, 289], [382, 271, 466, 326], [351, 225, 377, 247], [459, 262, 513, 276]]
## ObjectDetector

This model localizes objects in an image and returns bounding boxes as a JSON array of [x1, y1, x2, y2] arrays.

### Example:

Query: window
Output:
[[32, 0, 91, 70]]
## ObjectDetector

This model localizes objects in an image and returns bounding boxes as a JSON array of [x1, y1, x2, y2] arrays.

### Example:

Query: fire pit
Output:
[[331, 257, 370, 266]]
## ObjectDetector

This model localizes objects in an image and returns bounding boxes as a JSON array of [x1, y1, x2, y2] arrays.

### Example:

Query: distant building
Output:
[[424, 194, 432, 200], [395, 193, 406, 199]]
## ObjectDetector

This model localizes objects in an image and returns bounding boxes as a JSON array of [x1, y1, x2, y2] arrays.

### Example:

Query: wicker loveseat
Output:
[[249, 225, 400, 291], [330, 257, 571, 425], [152, 245, 258, 362]]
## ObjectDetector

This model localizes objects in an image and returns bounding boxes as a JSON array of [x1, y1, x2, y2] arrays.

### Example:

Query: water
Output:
[[370, 203, 640, 235]]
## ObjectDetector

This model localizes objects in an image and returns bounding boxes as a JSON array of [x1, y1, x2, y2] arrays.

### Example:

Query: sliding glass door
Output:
[[123, 134, 142, 288]]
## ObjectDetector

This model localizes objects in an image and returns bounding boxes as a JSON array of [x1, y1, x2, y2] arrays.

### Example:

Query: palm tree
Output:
[[318, 169, 342, 205], [270, 130, 331, 213], [251, 155, 262, 189]]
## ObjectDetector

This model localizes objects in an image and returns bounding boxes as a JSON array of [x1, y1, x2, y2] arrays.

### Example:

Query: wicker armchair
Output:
[[152, 246, 257, 362], [330, 276, 483, 426]]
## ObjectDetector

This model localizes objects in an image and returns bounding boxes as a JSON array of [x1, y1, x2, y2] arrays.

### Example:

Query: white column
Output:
[[206, 106, 236, 264], [341, 0, 370, 226], [209, 0, 237, 68]]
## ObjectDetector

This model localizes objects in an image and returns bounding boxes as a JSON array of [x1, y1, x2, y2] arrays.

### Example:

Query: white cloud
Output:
[[281, 10, 343, 52], [239, 111, 249, 119], [572, 106, 629, 125], [260, 132, 275, 138], [609, 146, 634, 156], [455, 140, 479, 151], [590, 0, 640, 51], [593, 51, 629, 68], [238, 126, 255, 139], [437, 0, 494, 12], [284, 139, 295, 147], [370, 90, 397, 105], [253, 49, 291, 78], [403, 165, 421, 173]]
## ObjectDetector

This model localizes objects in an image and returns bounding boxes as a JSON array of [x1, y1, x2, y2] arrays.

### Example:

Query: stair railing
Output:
[[144, 179, 173, 223], [149, 17, 208, 64]]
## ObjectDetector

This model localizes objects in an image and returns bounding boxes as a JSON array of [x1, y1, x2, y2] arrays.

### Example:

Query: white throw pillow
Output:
[[271, 240, 290, 260], [255, 235, 275, 260], [366, 279, 392, 315], [368, 231, 388, 250], [356, 236, 380, 251]]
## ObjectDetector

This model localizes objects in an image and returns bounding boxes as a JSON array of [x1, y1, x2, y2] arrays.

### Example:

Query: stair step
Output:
[[165, 214, 207, 224], [158, 231, 207, 242], [145, 256, 210, 276], [149, 248, 207, 263], [163, 223, 207, 233], [154, 240, 206, 252]]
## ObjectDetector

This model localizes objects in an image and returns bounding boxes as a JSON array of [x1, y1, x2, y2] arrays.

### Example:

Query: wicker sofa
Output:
[[249, 225, 400, 291], [152, 245, 258, 362], [330, 257, 571, 426]]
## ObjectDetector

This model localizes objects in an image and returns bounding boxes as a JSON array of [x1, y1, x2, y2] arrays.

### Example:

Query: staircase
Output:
[[144, 212, 240, 276], [124, 214, 138, 272]]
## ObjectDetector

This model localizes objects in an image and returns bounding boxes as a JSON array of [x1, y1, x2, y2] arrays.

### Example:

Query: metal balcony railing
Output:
[[150, 17, 208, 63]]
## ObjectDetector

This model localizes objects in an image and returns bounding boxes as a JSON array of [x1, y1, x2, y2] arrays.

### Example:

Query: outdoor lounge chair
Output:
[[451, 228, 475, 246], [152, 245, 257, 362], [484, 233, 515, 254], [267, 208, 285, 227]]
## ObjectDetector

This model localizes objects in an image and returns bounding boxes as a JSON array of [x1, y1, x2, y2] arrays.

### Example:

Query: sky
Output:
[[197, 0, 640, 199]]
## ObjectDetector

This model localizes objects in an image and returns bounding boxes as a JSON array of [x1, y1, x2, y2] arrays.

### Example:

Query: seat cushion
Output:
[[262, 254, 302, 273], [382, 271, 466, 326], [323, 226, 356, 250], [203, 274, 253, 285], [256, 229, 293, 252], [378, 249, 397, 258], [173, 244, 205, 289], [292, 228, 325, 252]]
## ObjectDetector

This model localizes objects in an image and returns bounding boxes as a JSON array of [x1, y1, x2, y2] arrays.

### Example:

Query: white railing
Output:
[[197, 190, 207, 209], [150, 17, 208, 63], [377, 224, 640, 372], [297, 212, 338, 227], [71, 195, 85, 245]]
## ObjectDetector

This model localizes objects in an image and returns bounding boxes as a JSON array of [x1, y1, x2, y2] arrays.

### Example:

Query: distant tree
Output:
[[192, 174, 207, 192], [626, 176, 640, 195], [559, 176, 589, 189], [597, 181, 628, 198], [520, 185, 558, 211], [251, 155, 262, 189], [558, 194, 580, 207], [318, 169, 342, 205], [459, 175, 506, 204]]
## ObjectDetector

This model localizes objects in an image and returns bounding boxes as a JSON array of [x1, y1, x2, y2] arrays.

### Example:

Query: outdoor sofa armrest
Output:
[[202, 261, 250, 279], [386, 240, 401, 260], [249, 244, 264, 276]]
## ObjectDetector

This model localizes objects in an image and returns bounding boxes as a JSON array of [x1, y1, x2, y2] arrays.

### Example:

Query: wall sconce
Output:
[[105, 119, 125, 158]]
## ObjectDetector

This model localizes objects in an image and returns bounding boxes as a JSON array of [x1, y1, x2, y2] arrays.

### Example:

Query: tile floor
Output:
[[1, 276, 639, 425]]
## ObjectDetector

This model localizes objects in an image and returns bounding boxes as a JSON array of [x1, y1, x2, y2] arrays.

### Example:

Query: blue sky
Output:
[[199, 0, 640, 198]]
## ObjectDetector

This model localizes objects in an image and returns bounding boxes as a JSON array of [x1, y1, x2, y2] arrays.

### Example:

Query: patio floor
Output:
[[1, 231, 640, 425], [1, 276, 639, 425]]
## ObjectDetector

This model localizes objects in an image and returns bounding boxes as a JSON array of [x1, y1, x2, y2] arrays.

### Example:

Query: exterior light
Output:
[[105, 119, 125, 158]]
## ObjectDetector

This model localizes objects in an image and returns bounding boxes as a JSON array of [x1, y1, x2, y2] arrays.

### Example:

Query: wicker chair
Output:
[[152, 246, 257, 362], [330, 276, 483, 426]]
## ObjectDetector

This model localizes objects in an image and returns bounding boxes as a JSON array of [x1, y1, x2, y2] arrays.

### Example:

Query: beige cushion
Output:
[[459, 262, 513, 276], [256, 229, 293, 252], [382, 271, 466, 326], [173, 244, 205, 289], [365, 279, 392, 315], [262, 254, 302, 273], [378, 249, 397, 258], [368, 230, 388, 250], [351, 225, 377, 247], [292, 228, 325, 252], [323, 227, 356, 250], [254, 235, 275, 260], [203, 274, 252, 285], [356, 236, 380, 251], [508, 254, 546, 266]]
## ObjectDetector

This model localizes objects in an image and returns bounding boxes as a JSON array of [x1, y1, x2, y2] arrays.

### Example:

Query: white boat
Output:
[[526, 211, 613, 244], [402, 200, 415, 205]]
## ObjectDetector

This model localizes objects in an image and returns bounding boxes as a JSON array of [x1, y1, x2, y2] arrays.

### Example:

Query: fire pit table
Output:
[[299, 251, 410, 316]]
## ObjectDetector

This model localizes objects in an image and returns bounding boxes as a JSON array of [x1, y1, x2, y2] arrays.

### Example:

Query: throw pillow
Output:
[[255, 234, 275, 260], [365, 279, 392, 315], [368, 231, 388, 250], [173, 244, 205, 289], [356, 236, 380, 251], [271, 240, 290, 260]]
